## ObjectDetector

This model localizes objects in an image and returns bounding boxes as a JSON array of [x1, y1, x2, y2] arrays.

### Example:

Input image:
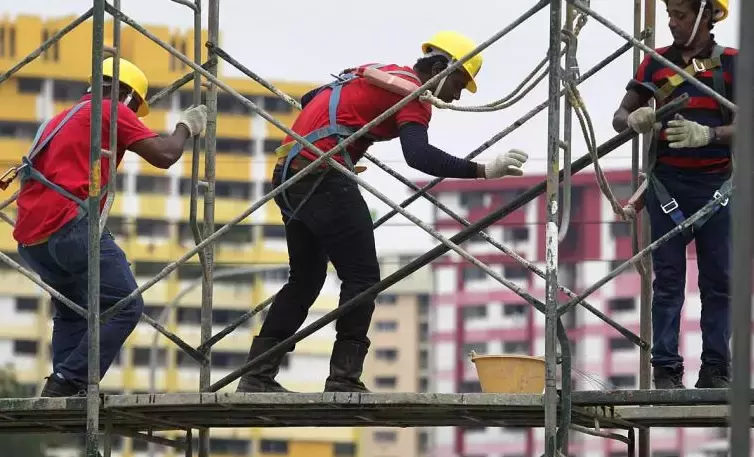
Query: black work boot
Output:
[[236, 337, 292, 393], [40, 374, 86, 397], [324, 340, 370, 393], [695, 364, 731, 389], [653, 366, 685, 389]]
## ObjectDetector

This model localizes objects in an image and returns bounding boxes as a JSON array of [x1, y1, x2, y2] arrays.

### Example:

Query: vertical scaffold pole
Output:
[[730, 0, 754, 454], [87, 1, 105, 456], [637, 2, 653, 457], [545, 0, 563, 455], [199, 1, 219, 456], [100, 0, 120, 235]]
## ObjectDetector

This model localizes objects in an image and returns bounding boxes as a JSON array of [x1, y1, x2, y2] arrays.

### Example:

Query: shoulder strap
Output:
[[710, 45, 731, 125], [27, 100, 90, 163]]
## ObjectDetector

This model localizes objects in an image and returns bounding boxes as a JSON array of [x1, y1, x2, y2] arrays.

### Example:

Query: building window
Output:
[[418, 377, 428, 392], [135, 218, 170, 238], [608, 374, 636, 389], [13, 339, 38, 355], [462, 305, 487, 320], [505, 226, 529, 242], [377, 294, 397, 305], [211, 351, 249, 369], [212, 309, 251, 328], [136, 175, 171, 194], [259, 439, 288, 454], [51, 30, 60, 61], [52, 80, 89, 102], [177, 307, 202, 325], [419, 322, 428, 342], [459, 381, 482, 393], [7, 26, 14, 58], [608, 297, 636, 312], [15, 297, 39, 313], [374, 377, 397, 389], [611, 221, 631, 238], [503, 303, 527, 317], [333, 442, 356, 457], [505, 264, 529, 281], [417, 294, 430, 314], [0, 120, 42, 139], [375, 348, 398, 362], [609, 337, 635, 351], [263, 96, 293, 114], [418, 431, 429, 453], [462, 266, 485, 282], [0, 26, 5, 58], [18, 78, 43, 93], [503, 340, 530, 355], [209, 438, 250, 455], [462, 342, 487, 356], [132, 348, 166, 367], [262, 224, 286, 240], [142, 306, 165, 320], [133, 262, 169, 278], [419, 350, 428, 369], [375, 320, 397, 332], [263, 139, 281, 154], [214, 181, 252, 200], [460, 191, 485, 209], [373, 431, 397, 443]]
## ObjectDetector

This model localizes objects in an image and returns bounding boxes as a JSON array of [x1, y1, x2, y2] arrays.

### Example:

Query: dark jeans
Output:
[[17, 215, 143, 386], [258, 165, 380, 347], [646, 167, 731, 370]]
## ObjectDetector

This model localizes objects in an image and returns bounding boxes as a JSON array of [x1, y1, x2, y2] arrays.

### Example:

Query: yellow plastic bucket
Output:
[[470, 353, 546, 394]]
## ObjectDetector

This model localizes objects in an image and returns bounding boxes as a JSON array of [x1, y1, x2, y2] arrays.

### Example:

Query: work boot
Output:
[[324, 340, 370, 393], [236, 337, 292, 393], [40, 373, 86, 398], [653, 366, 685, 389], [695, 364, 731, 389]]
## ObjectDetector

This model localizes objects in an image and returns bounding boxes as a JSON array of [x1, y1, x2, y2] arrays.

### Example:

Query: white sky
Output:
[[0, 0, 743, 255]]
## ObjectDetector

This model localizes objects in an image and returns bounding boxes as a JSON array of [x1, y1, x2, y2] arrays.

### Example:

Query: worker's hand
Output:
[[627, 107, 656, 134], [666, 114, 712, 149], [176, 105, 208, 137], [484, 149, 528, 179]]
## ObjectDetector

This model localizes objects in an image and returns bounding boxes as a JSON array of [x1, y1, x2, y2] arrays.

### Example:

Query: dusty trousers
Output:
[[258, 164, 381, 348]]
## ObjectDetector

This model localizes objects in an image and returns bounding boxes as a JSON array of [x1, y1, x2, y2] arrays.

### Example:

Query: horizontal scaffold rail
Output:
[[0, 391, 751, 434]]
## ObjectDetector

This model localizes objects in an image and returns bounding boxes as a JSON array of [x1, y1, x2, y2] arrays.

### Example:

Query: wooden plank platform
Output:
[[0, 391, 749, 434]]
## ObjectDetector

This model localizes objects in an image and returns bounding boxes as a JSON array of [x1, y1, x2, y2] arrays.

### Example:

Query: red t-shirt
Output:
[[283, 63, 432, 165], [14, 94, 157, 245]]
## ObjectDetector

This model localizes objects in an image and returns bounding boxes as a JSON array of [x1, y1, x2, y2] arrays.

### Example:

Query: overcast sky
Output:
[[0, 0, 743, 254]]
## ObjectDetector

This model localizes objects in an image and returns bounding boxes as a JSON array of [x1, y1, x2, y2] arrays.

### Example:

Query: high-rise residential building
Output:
[[0, 12, 374, 457], [361, 254, 433, 457], [423, 170, 738, 457]]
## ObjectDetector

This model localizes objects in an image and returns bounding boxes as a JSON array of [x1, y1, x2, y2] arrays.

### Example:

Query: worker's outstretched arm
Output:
[[130, 105, 208, 169], [398, 123, 527, 179]]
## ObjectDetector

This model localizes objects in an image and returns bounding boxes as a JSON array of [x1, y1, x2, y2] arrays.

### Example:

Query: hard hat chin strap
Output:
[[685, 0, 707, 47], [423, 48, 453, 97]]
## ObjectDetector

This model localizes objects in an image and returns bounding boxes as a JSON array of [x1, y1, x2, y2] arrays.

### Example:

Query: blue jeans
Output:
[[17, 215, 143, 386], [646, 167, 731, 370]]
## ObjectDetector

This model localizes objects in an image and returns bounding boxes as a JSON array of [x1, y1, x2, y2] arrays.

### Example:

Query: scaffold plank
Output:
[[0, 392, 749, 435]]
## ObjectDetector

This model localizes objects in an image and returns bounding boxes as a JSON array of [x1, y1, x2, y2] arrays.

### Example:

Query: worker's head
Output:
[[89, 57, 151, 117], [664, 0, 729, 48], [415, 31, 483, 103]]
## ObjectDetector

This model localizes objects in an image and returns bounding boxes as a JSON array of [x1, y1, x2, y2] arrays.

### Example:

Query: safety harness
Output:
[[0, 99, 109, 218], [644, 45, 733, 232], [273, 63, 422, 222]]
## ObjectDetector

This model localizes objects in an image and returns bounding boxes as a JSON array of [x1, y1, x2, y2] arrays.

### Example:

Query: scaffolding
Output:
[[0, 0, 750, 456]]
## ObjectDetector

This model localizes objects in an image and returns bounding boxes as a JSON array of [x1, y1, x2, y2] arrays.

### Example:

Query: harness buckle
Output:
[[713, 190, 729, 207], [692, 58, 706, 73], [0, 167, 18, 190], [661, 198, 679, 214]]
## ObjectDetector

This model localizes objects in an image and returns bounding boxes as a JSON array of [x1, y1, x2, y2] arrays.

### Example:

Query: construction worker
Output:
[[236, 31, 529, 393], [613, 0, 736, 389], [11, 57, 207, 397]]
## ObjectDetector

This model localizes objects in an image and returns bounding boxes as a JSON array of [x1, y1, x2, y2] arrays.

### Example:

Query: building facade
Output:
[[424, 170, 736, 457], [0, 12, 374, 457]]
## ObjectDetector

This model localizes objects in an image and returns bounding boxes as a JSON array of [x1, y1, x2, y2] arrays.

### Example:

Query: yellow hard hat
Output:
[[421, 31, 483, 93], [90, 57, 150, 117], [661, 0, 729, 22]]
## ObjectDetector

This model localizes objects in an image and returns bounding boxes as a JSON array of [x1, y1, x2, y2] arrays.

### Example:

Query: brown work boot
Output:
[[323, 340, 370, 393], [236, 337, 293, 393]]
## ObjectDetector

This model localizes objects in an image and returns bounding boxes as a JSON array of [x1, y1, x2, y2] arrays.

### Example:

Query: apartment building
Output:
[[361, 254, 432, 457], [423, 170, 739, 457], [0, 12, 368, 457]]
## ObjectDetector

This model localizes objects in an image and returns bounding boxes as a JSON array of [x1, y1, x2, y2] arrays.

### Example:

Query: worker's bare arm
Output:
[[612, 89, 652, 132], [129, 125, 191, 169]]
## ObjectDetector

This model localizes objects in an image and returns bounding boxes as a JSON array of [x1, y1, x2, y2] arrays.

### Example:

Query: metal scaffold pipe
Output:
[[207, 95, 689, 393], [87, 2, 105, 456]]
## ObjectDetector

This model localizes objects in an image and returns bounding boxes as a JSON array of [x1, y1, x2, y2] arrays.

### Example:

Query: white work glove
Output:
[[627, 107, 656, 134], [665, 115, 712, 149], [176, 104, 208, 137], [484, 149, 529, 179]]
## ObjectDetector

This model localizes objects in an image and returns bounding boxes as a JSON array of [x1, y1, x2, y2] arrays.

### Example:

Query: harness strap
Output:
[[278, 63, 416, 221], [18, 100, 110, 212], [654, 46, 724, 104], [646, 45, 733, 232]]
